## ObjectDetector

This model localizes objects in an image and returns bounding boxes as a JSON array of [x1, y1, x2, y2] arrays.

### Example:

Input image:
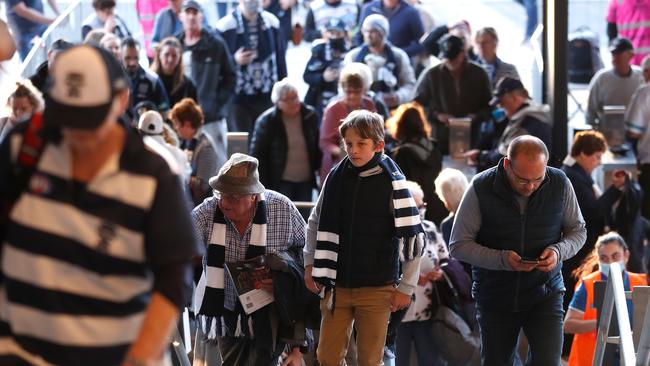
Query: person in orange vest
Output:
[[564, 231, 648, 366]]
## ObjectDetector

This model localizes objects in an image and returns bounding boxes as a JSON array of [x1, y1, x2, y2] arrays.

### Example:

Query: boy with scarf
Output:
[[304, 110, 424, 365]]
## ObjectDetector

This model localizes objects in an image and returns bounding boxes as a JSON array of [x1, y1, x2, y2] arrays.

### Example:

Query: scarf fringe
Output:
[[399, 233, 426, 262], [234, 314, 243, 337], [199, 315, 225, 342], [248, 316, 255, 338]]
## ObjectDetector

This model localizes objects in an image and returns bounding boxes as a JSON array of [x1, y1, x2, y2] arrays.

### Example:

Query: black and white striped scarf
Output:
[[312, 154, 424, 288], [194, 192, 267, 338]]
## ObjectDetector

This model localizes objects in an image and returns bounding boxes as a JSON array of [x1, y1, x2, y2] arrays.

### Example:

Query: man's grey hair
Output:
[[271, 78, 299, 104]]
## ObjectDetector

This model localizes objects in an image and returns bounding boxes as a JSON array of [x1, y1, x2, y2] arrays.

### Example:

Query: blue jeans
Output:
[[476, 293, 564, 366], [16, 24, 47, 61], [515, 0, 538, 38], [395, 320, 444, 366], [216, 2, 238, 19]]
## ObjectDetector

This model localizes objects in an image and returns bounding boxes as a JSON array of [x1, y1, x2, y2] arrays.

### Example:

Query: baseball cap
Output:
[[138, 111, 164, 135], [181, 0, 203, 12], [438, 34, 464, 60], [43, 45, 130, 130], [325, 18, 347, 32], [209, 153, 265, 195], [49, 39, 74, 53], [489, 77, 525, 106], [609, 37, 633, 54]]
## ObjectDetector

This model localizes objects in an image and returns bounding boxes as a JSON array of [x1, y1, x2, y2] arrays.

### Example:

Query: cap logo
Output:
[[228, 162, 251, 178], [65, 73, 84, 98]]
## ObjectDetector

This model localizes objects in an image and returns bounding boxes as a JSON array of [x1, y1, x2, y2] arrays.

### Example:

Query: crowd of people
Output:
[[1, 0, 650, 365]]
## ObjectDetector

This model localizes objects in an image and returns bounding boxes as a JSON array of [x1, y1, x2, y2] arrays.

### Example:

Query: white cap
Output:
[[138, 110, 164, 135]]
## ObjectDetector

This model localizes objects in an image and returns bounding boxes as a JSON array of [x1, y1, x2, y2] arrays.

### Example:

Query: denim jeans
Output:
[[395, 320, 445, 366], [216, 2, 239, 19], [16, 24, 47, 61], [476, 293, 564, 366], [515, 0, 538, 38]]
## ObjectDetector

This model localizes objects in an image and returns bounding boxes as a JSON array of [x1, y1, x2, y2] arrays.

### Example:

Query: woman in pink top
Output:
[[319, 63, 376, 183]]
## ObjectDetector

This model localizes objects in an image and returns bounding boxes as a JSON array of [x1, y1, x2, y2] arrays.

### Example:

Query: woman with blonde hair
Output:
[[319, 62, 376, 183]]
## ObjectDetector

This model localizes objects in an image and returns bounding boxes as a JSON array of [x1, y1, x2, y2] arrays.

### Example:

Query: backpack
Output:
[[0, 113, 46, 242], [430, 270, 481, 366], [568, 27, 604, 84]]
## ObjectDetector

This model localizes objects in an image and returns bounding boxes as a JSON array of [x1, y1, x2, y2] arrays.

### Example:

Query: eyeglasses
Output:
[[509, 163, 545, 186], [279, 94, 300, 104], [215, 191, 251, 203]]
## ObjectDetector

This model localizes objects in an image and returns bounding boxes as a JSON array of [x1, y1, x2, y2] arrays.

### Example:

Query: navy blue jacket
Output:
[[337, 155, 399, 288], [472, 160, 567, 311], [353, 0, 424, 57]]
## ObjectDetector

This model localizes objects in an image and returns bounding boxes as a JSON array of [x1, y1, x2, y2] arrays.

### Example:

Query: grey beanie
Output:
[[362, 14, 390, 37]]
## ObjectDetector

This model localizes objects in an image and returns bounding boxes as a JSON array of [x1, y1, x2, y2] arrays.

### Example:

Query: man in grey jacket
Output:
[[450, 136, 586, 365], [465, 77, 552, 171]]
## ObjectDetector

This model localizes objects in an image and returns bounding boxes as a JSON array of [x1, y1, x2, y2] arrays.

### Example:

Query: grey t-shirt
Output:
[[282, 114, 311, 182]]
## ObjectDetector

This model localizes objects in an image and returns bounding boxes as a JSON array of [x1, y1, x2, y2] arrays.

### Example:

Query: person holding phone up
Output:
[[449, 136, 587, 365]]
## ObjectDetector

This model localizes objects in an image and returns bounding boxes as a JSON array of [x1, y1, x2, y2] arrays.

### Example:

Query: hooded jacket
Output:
[[478, 102, 552, 171], [497, 102, 553, 156]]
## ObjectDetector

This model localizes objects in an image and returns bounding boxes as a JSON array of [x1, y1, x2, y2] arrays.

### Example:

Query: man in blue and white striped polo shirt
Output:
[[0, 45, 201, 366]]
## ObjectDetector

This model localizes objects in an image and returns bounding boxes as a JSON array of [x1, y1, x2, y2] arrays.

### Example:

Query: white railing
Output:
[[19, 0, 84, 78]]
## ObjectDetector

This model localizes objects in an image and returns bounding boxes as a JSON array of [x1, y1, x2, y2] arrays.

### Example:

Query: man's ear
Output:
[[503, 157, 510, 169]]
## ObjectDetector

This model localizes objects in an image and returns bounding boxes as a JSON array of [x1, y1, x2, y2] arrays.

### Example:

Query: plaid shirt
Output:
[[192, 190, 305, 310]]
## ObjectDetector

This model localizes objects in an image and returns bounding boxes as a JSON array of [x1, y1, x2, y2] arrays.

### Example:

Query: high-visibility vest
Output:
[[568, 270, 647, 366]]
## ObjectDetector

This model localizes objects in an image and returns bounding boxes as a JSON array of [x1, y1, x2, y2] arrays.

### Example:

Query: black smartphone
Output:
[[519, 258, 539, 265]]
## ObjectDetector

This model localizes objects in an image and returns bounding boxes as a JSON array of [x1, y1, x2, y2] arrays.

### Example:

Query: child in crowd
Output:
[[304, 109, 424, 366], [564, 232, 647, 366]]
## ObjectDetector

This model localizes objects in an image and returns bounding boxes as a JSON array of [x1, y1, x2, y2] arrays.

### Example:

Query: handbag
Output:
[[430, 271, 481, 366]]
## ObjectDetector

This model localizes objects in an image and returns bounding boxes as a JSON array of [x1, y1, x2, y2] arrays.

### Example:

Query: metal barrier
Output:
[[593, 262, 650, 366]]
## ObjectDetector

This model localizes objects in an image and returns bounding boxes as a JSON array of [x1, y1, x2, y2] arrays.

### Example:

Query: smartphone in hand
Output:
[[519, 257, 539, 265]]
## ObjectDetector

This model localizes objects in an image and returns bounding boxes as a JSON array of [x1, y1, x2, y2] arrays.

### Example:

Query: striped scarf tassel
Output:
[[194, 193, 268, 331]]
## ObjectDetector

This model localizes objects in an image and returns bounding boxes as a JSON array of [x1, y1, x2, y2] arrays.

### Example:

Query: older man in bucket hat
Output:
[[0, 44, 200, 366], [192, 153, 309, 366]]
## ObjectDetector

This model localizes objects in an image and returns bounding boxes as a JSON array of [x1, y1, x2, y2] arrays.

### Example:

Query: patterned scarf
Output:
[[312, 154, 424, 288], [233, 11, 279, 96], [194, 192, 267, 338]]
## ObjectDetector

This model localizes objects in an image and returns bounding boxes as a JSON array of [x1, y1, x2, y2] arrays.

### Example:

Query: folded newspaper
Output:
[[225, 255, 274, 314]]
